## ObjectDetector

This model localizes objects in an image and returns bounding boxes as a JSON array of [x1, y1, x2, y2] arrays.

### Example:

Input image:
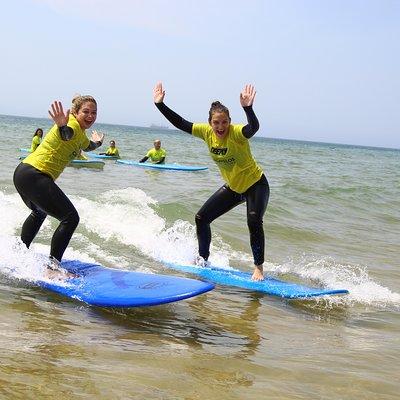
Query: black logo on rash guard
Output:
[[210, 147, 228, 155], [216, 157, 235, 164]]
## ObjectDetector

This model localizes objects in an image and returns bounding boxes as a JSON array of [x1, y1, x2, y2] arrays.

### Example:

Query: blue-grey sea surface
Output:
[[0, 114, 399, 399]]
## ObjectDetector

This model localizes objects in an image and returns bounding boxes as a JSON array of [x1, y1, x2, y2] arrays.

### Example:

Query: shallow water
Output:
[[0, 114, 399, 399]]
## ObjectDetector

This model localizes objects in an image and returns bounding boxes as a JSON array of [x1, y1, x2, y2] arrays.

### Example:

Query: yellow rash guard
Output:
[[105, 147, 120, 157], [192, 123, 263, 193], [146, 148, 166, 163], [29, 135, 41, 152], [23, 114, 90, 180]]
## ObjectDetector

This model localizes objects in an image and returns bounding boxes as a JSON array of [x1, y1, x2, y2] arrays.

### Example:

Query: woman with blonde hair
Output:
[[13, 95, 105, 274]]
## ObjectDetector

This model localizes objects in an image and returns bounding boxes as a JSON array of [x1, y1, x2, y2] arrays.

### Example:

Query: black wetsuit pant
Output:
[[195, 174, 269, 266], [13, 163, 80, 261]]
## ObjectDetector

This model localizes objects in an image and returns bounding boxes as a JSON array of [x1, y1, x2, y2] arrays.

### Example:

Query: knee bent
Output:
[[195, 213, 209, 227], [63, 210, 80, 229], [32, 209, 47, 222]]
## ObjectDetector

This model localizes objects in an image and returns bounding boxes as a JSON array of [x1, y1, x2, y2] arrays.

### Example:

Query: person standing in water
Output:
[[139, 139, 166, 164], [29, 128, 43, 152], [13, 95, 105, 274], [153, 82, 269, 281]]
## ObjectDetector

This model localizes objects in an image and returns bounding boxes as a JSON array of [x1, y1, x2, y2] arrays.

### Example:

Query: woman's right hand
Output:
[[153, 82, 166, 103], [48, 101, 70, 127]]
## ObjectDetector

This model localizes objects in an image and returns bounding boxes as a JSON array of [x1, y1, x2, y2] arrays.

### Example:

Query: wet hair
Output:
[[110, 140, 115, 145], [33, 128, 43, 137], [208, 101, 230, 123], [71, 94, 97, 114]]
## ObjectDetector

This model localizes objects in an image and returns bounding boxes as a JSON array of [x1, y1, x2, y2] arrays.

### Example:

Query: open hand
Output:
[[91, 130, 104, 143], [153, 82, 166, 103], [48, 101, 70, 127], [240, 84, 256, 107]]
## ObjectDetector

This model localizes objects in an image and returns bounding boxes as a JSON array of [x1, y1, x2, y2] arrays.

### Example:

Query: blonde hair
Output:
[[71, 94, 97, 114]]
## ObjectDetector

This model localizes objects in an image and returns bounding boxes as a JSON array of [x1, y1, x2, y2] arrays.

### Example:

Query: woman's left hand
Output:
[[153, 82, 166, 103], [91, 130, 104, 143], [240, 84, 256, 107]]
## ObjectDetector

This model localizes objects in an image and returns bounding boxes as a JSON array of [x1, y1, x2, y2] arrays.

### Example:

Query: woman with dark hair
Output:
[[13, 95, 105, 275], [29, 128, 43, 152], [153, 82, 269, 281], [99, 139, 120, 157]]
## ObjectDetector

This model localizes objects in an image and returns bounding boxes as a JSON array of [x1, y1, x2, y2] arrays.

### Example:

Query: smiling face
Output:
[[74, 101, 97, 130], [209, 111, 231, 138]]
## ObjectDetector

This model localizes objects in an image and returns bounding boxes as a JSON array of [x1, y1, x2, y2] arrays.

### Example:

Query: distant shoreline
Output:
[[149, 124, 169, 130]]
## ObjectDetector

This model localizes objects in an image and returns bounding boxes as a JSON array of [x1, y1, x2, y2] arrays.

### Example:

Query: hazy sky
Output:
[[1, 0, 399, 148]]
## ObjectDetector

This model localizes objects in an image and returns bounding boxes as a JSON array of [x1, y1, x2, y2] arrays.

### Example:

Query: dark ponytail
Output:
[[208, 101, 230, 122]]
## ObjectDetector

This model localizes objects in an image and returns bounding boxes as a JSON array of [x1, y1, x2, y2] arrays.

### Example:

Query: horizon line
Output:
[[1, 113, 398, 152]]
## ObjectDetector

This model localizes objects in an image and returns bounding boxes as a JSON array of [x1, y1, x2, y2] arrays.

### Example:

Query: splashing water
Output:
[[267, 255, 400, 309], [1, 188, 399, 309]]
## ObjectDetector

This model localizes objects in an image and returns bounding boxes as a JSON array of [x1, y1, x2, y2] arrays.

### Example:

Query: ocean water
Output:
[[0, 114, 399, 399]]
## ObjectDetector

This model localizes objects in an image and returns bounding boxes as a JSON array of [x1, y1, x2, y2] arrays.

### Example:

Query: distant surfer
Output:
[[29, 128, 43, 152], [153, 82, 269, 281], [99, 139, 120, 158], [139, 139, 166, 164], [13, 96, 105, 276]]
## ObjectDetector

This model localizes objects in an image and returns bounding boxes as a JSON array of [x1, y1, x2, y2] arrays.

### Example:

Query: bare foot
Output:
[[45, 267, 76, 281], [194, 255, 210, 267], [251, 265, 264, 281], [45, 256, 77, 281]]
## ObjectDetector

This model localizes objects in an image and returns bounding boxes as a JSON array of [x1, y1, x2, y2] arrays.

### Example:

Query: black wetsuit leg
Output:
[[195, 174, 269, 264], [243, 174, 270, 265], [13, 163, 80, 261], [195, 185, 245, 261]]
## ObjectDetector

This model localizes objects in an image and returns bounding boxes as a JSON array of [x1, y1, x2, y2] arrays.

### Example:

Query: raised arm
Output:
[[84, 130, 104, 151], [240, 84, 260, 139], [153, 82, 193, 134], [48, 101, 74, 140]]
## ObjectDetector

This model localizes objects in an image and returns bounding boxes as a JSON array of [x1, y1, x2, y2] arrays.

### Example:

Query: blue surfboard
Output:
[[163, 262, 349, 299], [117, 159, 208, 171], [68, 159, 105, 169], [18, 156, 104, 169], [87, 153, 120, 160], [37, 260, 214, 307]]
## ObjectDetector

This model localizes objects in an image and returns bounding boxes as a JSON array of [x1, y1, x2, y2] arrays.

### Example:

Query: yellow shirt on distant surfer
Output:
[[146, 148, 166, 163], [29, 136, 41, 152], [23, 114, 90, 180], [105, 146, 120, 157], [192, 123, 263, 193]]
